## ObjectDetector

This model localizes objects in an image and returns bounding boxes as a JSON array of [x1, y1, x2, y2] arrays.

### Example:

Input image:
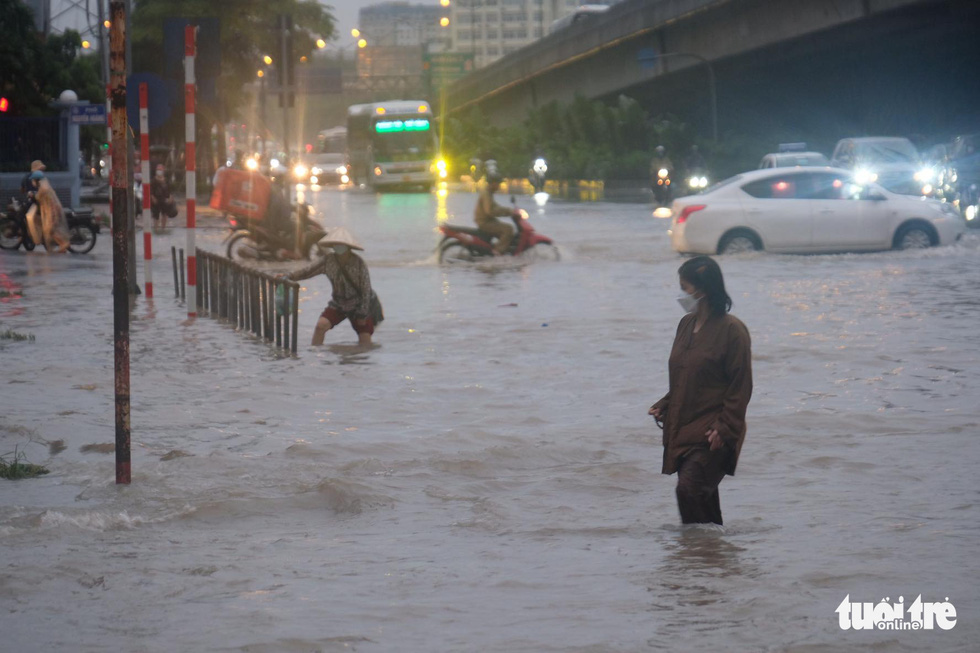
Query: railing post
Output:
[[171, 246, 179, 298], [290, 282, 299, 355], [178, 248, 185, 302]]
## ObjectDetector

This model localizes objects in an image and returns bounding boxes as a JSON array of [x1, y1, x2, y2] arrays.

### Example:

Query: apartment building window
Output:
[[487, 13, 499, 22], [502, 11, 526, 22], [533, 27, 542, 37], [486, 29, 498, 39], [487, 45, 500, 55]]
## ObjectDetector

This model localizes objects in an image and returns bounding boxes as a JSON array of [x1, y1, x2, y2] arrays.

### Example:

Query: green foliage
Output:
[[0, 446, 49, 480], [131, 0, 336, 128], [0, 329, 35, 342], [441, 93, 777, 182], [0, 0, 103, 116]]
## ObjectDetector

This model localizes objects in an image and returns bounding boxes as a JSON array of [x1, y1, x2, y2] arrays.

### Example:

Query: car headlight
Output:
[[854, 168, 877, 184], [914, 167, 935, 182], [245, 158, 259, 171], [335, 165, 348, 175], [293, 164, 308, 178], [311, 166, 322, 176], [965, 205, 977, 221]]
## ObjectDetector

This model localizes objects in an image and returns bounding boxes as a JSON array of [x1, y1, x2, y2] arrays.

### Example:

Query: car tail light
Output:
[[677, 204, 706, 224]]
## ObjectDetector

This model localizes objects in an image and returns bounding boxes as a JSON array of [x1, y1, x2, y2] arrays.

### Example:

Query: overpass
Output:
[[443, 0, 980, 140]]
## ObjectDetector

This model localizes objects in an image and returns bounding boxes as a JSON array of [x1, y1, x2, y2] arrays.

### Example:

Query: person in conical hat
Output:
[[282, 227, 377, 346]]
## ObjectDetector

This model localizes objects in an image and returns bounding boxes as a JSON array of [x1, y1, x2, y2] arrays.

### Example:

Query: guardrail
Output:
[[185, 249, 300, 355]]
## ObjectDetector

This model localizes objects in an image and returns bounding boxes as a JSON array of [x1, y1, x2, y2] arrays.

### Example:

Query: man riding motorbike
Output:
[[650, 145, 674, 206], [474, 166, 516, 256]]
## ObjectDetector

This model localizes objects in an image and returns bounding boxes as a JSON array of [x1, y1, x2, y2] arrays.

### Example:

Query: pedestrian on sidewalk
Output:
[[648, 256, 752, 525], [150, 164, 177, 230], [281, 228, 382, 347]]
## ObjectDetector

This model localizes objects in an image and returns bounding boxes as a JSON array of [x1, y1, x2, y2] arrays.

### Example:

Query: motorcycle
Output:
[[652, 167, 673, 207], [437, 203, 559, 264], [0, 197, 99, 254], [685, 168, 710, 193], [529, 157, 548, 194], [224, 201, 326, 262]]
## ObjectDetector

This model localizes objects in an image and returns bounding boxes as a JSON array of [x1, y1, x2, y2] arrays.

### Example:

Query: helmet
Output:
[[655, 145, 665, 155], [486, 170, 503, 185]]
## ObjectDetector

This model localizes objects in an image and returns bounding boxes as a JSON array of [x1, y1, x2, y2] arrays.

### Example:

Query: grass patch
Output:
[[0, 446, 49, 480], [0, 329, 35, 342]]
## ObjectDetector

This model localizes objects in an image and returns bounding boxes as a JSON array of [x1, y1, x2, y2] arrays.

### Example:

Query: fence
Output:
[[173, 247, 300, 354]]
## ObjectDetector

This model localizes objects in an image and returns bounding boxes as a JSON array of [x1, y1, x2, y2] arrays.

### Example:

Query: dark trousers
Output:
[[675, 450, 727, 525]]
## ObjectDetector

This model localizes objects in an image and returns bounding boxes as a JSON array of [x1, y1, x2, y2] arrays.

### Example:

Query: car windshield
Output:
[[854, 141, 918, 164], [776, 153, 827, 166], [371, 131, 435, 163], [315, 154, 345, 165], [703, 174, 743, 193]]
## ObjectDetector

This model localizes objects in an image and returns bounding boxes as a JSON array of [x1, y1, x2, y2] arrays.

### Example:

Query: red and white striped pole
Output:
[[184, 25, 197, 318], [139, 83, 153, 298]]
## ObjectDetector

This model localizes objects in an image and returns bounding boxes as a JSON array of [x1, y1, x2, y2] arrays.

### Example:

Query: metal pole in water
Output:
[[109, 0, 131, 484], [290, 283, 299, 355], [184, 25, 198, 317], [171, 246, 179, 297], [178, 248, 185, 301]]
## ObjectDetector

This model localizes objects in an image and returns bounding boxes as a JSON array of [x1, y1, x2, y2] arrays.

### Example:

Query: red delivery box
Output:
[[210, 168, 272, 221]]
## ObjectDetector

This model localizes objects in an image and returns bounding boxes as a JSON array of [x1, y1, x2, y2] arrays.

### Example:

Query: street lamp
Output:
[[351, 28, 360, 38], [263, 54, 273, 65], [316, 38, 326, 49]]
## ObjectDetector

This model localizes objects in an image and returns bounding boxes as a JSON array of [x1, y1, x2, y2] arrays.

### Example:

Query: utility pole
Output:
[[108, 0, 131, 485]]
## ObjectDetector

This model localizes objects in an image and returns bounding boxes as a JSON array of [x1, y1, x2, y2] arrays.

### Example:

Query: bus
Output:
[[346, 100, 442, 191]]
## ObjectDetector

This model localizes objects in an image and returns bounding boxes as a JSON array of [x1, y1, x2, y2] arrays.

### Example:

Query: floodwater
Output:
[[1, 188, 979, 652]]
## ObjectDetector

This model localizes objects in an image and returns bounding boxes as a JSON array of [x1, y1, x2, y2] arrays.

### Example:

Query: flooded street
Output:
[[2, 188, 979, 652]]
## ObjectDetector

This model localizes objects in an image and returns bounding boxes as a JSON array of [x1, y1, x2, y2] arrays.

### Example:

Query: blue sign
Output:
[[126, 72, 176, 132], [69, 104, 106, 125], [637, 48, 658, 70]]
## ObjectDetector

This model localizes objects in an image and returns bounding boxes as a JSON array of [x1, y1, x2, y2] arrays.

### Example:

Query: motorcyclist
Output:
[[474, 164, 516, 255], [529, 152, 548, 194], [684, 145, 706, 173], [650, 145, 674, 184], [266, 164, 300, 258], [650, 145, 674, 205]]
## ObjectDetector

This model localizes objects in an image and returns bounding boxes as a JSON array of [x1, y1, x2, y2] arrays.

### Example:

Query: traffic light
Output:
[[0, 97, 9, 112]]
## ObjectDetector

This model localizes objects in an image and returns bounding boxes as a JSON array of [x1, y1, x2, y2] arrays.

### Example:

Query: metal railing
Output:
[[177, 248, 300, 355]]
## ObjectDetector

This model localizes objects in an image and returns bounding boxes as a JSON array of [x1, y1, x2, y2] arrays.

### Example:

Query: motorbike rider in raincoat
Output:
[[474, 164, 515, 255]]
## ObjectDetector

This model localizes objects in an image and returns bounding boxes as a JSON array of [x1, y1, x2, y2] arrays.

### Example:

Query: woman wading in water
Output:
[[649, 256, 752, 525]]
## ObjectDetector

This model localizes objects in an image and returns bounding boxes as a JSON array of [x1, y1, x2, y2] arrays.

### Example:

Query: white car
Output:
[[667, 167, 966, 255], [758, 151, 829, 168]]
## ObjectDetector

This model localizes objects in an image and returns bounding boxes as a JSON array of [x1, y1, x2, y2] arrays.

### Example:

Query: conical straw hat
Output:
[[318, 226, 364, 250]]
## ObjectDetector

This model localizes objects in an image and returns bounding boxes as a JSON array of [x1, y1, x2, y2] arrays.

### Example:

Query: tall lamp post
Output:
[[656, 51, 718, 143]]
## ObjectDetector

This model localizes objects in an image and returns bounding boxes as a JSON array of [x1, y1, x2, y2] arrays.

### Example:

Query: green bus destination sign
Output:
[[375, 119, 431, 133]]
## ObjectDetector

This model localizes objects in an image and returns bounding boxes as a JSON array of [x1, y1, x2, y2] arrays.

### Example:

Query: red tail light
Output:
[[230, 218, 238, 227], [677, 204, 706, 224]]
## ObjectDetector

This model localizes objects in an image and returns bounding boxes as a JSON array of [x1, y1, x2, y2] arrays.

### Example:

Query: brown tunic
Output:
[[652, 312, 752, 476]]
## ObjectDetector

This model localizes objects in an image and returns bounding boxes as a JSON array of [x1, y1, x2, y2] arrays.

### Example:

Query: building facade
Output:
[[356, 2, 453, 90], [450, 0, 581, 69]]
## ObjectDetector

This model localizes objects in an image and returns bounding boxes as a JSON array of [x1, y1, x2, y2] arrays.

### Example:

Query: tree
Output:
[[0, 0, 102, 117], [131, 0, 336, 180]]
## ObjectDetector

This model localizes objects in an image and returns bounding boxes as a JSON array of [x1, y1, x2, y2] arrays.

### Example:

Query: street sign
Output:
[[423, 52, 475, 90], [69, 104, 106, 125]]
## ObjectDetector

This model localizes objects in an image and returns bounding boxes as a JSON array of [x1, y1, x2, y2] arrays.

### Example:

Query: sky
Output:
[[325, 0, 444, 49]]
